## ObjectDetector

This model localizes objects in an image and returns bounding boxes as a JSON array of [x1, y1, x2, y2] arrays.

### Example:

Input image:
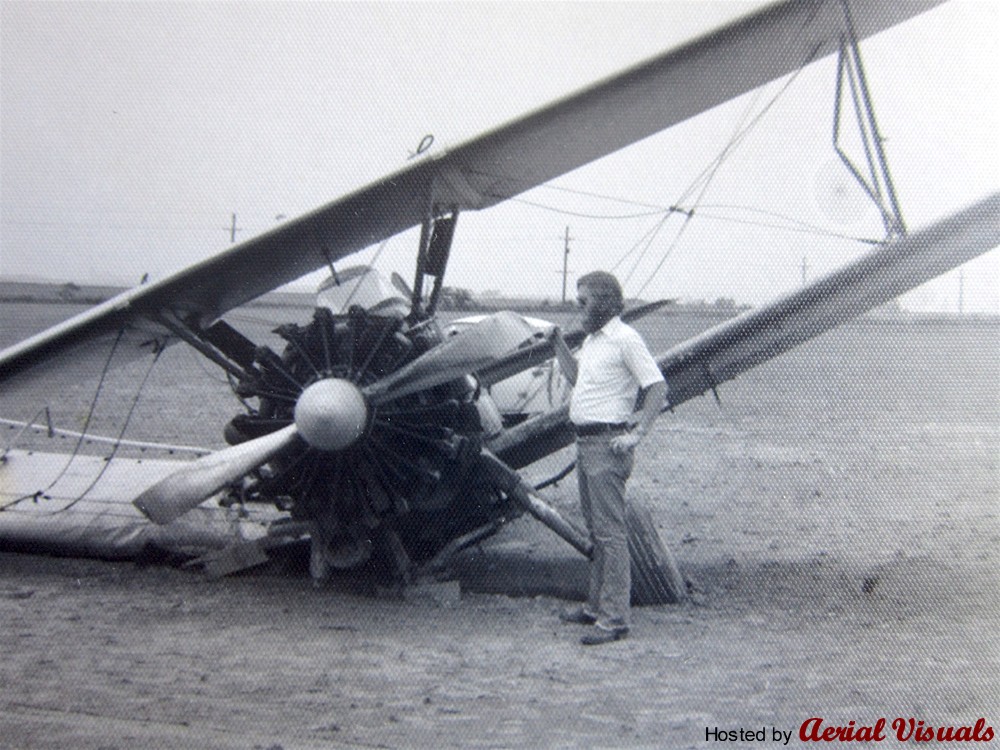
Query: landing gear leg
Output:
[[372, 523, 415, 588]]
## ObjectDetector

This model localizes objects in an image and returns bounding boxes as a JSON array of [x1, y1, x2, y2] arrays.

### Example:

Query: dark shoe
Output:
[[580, 625, 629, 646], [559, 606, 597, 625]]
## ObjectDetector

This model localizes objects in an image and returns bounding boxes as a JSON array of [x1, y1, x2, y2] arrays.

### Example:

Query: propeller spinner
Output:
[[293, 378, 368, 451]]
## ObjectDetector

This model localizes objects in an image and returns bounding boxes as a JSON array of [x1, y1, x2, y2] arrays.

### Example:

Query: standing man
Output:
[[552, 271, 667, 646]]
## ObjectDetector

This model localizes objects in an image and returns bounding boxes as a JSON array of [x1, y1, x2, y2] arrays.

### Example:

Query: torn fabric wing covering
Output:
[[0, 451, 281, 560]]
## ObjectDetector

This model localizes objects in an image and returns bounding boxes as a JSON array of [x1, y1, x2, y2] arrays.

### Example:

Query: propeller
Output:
[[133, 312, 534, 525], [133, 423, 300, 525], [474, 300, 673, 388], [362, 310, 534, 404]]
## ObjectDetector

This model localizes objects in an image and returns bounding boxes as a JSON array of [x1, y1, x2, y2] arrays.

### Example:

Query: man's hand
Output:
[[550, 326, 578, 387], [612, 381, 667, 454], [610, 431, 642, 454]]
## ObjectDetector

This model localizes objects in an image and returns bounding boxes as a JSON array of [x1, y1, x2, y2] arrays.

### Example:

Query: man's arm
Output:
[[630, 380, 668, 438], [611, 380, 667, 454], [550, 327, 578, 386]]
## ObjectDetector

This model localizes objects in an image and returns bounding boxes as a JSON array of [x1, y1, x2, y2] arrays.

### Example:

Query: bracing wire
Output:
[[460, 47, 826, 289], [340, 237, 392, 311], [631, 59, 816, 297], [501, 186, 880, 258], [509, 196, 668, 222], [688, 204, 880, 245], [1, 328, 126, 510], [508, 35, 821, 300], [49, 343, 166, 514]]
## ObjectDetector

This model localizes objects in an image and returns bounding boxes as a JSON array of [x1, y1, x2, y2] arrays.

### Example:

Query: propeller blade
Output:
[[390, 272, 413, 299], [363, 311, 537, 405], [134, 423, 299, 525], [475, 299, 674, 388]]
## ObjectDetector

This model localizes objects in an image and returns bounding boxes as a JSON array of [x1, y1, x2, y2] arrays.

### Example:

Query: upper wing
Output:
[[489, 193, 1000, 469], [0, 0, 943, 384]]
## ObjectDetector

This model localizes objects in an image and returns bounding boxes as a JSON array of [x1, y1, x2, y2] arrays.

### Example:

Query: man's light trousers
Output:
[[576, 434, 634, 629]]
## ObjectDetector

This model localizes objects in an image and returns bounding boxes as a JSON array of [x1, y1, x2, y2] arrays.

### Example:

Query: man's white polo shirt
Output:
[[569, 316, 665, 425]]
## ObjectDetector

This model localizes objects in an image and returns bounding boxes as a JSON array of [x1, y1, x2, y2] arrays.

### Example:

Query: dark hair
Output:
[[578, 271, 624, 316]]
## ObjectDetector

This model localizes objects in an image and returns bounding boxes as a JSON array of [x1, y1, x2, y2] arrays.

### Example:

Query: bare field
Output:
[[1, 300, 998, 749]]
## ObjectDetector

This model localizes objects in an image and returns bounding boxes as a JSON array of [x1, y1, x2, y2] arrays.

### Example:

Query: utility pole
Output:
[[562, 226, 573, 303], [958, 269, 964, 315], [229, 213, 242, 244]]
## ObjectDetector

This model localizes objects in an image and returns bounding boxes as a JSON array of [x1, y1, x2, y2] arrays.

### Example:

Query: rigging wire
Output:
[[189, 344, 231, 384], [609, 80, 778, 286], [689, 204, 880, 245], [504, 187, 882, 248], [534, 182, 667, 211], [48, 342, 167, 514], [497, 189, 881, 252], [618, 158, 737, 288], [631, 57, 816, 297], [509, 196, 668, 222], [339, 237, 392, 311], [1, 328, 126, 511]]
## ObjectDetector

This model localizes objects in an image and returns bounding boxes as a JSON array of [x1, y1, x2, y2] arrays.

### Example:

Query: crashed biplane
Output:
[[1, 0, 997, 606]]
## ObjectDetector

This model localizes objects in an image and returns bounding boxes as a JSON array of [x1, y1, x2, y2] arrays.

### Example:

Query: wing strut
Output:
[[154, 313, 252, 382], [410, 208, 459, 318], [834, 0, 906, 238]]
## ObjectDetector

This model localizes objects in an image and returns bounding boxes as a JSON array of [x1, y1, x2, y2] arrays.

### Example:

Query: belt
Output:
[[574, 422, 629, 437]]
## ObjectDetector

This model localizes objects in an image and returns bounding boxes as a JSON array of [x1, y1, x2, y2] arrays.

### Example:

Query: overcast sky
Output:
[[1, 0, 997, 312]]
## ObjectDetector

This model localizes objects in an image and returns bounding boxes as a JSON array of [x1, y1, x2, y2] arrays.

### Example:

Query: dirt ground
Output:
[[1, 304, 998, 748]]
